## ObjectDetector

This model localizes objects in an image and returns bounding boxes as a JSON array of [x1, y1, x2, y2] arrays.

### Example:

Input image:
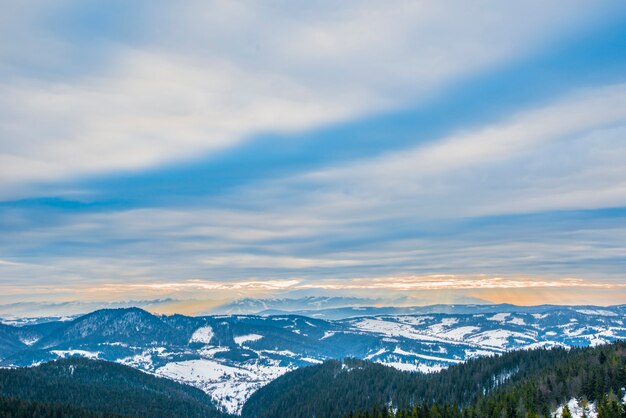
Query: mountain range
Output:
[[1, 303, 626, 414]]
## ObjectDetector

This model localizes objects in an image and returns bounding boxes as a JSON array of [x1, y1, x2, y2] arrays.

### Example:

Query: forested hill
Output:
[[0, 357, 229, 418], [242, 342, 626, 418]]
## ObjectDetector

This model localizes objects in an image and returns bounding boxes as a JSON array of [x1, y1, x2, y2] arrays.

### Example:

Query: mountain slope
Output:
[[242, 347, 572, 417], [243, 341, 626, 418], [0, 357, 229, 418], [0, 323, 26, 359]]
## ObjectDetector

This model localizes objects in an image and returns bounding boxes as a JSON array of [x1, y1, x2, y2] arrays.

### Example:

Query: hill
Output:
[[0, 357, 228, 418], [242, 341, 626, 418]]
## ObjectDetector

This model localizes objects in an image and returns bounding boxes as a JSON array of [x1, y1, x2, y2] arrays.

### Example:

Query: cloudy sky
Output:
[[1, 1, 626, 309]]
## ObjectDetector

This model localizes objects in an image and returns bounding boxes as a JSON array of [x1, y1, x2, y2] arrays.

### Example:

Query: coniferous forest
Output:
[[0, 358, 228, 418], [243, 342, 626, 418]]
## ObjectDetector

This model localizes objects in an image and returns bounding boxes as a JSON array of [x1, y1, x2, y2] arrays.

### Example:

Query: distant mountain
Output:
[[256, 303, 563, 320], [209, 297, 608, 319], [206, 296, 381, 315], [1, 304, 625, 414], [0, 357, 227, 417], [0, 299, 176, 321]]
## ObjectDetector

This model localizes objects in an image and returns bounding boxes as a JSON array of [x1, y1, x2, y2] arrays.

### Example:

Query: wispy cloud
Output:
[[2, 275, 625, 307], [298, 276, 626, 291], [0, 1, 620, 198]]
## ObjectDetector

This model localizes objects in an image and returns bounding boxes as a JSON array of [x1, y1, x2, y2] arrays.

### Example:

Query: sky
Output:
[[1, 1, 626, 311]]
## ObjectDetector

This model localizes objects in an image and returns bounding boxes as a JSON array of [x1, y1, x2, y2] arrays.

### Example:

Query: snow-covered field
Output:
[[156, 358, 292, 414]]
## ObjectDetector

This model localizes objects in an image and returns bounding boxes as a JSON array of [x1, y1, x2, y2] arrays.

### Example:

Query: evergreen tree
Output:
[[561, 404, 572, 418]]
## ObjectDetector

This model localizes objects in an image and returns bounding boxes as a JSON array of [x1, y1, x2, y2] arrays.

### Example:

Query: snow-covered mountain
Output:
[[1, 304, 625, 414], [206, 296, 380, 315]]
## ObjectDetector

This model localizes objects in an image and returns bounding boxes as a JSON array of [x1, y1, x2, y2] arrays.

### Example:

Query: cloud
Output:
[[297, 275, 626, 291], [291, 83, 626, 219], [0, 1, 620, 198], [2, 79, 626, 296]]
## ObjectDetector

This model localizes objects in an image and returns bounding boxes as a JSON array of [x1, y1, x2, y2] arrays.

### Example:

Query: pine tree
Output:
[[561, 404, 572, 418]]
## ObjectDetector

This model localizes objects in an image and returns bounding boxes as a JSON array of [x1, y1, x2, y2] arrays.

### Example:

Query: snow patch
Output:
[[576, 309, 617, 317], [190, 326, 214, 344], [19, 336, 39, 346], [392, 347, 462, 363], [467, 329, 535, 350], [198, 346, 230, 358], [320, 331, 335, 340], [438, 326, 479, 340], [364, 348, 387, 360], [378, 361, 445, 374], [509, 317, 526, 326], [555, 398, 597, 418], [487, 313, 511, 322], [51, 350, 99, 359], [234, 334, 263, 345]]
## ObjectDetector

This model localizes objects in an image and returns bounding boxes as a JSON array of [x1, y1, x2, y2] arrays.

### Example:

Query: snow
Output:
[[467, 330, 535, 350], [388, 316, 433, 326], [378, 361, 445, 374], [198, 346, 230, 358], [364, 348, 387, 360], [509, 317, 526, 326], [576, 309, 618, 317], [233, 334, 263, 345], [588, 336, 609, 347], [428, 318, 459, 334], [51, 350, 99, 359], [465, 349, 497, 359], [19, 336, 39, 346], [350, 318, 467, 345], [301, 357, 323, 364], [117, 347, 170, 369], [555, 398, 597, 418], [118, 351, 153, 369], [564, 326, 586, 337], [523, 341, 568, 350], [189, 325, 214, 344], [102, 342, 129, 347], [487, 313, 511, 322], [320, 331, 335, 340], [438, 326, 479, 340], [392, 347, 462, 363], [260, 349, 297, 357], [156, 359, 292, 414]]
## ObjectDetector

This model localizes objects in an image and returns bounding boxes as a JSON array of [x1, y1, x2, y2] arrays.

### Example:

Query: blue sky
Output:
[[1, 1, 626, 309]]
